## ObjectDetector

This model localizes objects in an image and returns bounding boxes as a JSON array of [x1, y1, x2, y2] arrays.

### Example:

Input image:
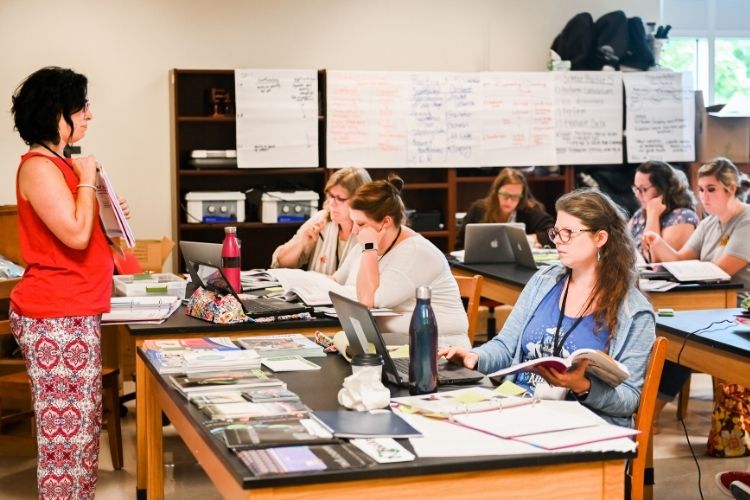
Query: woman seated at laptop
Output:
[[440, 189, 656, 427], [333, 174, 470, 349], [271, 166, 371, 275], [455, 167, 554, 250], [629, 160, 699, 262], [642, 157, 750, 427]]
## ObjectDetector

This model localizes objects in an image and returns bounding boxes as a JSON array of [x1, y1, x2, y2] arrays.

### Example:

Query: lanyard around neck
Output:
[[551, 271, 595, 357]]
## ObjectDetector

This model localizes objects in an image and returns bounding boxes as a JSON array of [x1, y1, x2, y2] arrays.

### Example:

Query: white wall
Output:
[[0, 0, 658, 259]]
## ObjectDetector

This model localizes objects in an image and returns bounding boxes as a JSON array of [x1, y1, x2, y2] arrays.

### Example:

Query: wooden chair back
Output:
[[628, 336, 668, 500], [455, 274, 483, 345]]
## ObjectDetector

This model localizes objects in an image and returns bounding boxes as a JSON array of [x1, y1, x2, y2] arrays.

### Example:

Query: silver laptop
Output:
[[504, 225, 539, 270], [179, 240, 223, 268], [329, 291, 484, 386], [463, 223, 525, 264]]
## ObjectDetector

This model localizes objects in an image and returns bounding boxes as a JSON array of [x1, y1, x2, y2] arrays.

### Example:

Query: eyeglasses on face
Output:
[[547, 227, 595, 243], [497, 191, 522, 202], [77, 100, 91, 114], [325, 192, 349, 204], [631, 185, 653, 195]]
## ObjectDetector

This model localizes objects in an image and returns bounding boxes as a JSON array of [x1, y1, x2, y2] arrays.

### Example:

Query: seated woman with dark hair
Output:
[[456, 167, 555, 250], [333, 174, 470, 349], [629, 160, 699, 262]]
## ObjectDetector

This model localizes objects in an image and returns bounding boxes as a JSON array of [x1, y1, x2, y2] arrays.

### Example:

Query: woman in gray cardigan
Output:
[[441, 189, 655, 427]]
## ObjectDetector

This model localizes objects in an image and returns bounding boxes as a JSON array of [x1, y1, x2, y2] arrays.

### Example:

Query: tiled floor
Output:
[[1, 375, 749, 499]]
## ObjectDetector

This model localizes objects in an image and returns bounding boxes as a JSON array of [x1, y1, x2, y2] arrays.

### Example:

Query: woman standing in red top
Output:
[[9, 67, 129, 499]]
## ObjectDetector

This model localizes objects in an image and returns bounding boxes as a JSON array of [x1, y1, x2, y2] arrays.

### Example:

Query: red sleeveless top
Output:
[[10, 152, 113, 318]]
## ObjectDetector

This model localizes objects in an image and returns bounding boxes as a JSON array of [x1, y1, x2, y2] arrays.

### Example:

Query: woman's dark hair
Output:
[[349, 173, 406, 226], [698, 157, 750, 202], [556, 188, 636, 338], [482, 168, 541, 222], [636, 160, 696, 225], [11, 66, 88, 146]]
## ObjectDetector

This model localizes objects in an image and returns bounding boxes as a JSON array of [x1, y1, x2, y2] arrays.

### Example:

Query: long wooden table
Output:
[[656, 308, 750, 386], [137, 346, 631, 499], [451, 262, 742, 310], [129, 309, 340, 499]]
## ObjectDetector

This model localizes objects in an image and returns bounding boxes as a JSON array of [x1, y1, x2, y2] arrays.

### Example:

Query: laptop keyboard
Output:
[[240, 298, 305, 316]]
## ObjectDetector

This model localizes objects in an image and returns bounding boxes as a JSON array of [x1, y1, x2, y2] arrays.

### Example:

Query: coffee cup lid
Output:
[[352, 353, 383, 366]]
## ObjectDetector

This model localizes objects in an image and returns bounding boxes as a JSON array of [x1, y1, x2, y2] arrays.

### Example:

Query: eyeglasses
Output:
[[631, 185, 653, 195], [78, 100, 91, 114], [547, 227, 595, 243], [497, 191, 522, 202], [325, 192, 349, 204]]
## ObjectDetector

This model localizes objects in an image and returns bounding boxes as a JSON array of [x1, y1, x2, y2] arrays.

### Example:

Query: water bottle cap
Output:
[[225, 226, 237, 234], [351, 353, 383, 366], [415, 285, 432, 300]]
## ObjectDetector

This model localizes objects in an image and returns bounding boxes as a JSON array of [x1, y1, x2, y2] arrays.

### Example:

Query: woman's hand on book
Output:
[[535, 359, 591, 394], [437, 346, 478, 370]]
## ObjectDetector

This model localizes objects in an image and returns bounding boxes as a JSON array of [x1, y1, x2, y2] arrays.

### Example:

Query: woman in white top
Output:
[[271, 167, 371, 275], [333, 174, 470, 349]]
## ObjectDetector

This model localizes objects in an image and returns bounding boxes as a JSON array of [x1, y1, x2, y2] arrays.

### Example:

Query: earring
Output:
[[597, 250, 601, 262]]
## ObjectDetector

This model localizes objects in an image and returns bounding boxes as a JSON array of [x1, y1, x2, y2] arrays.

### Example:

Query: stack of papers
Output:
[[142, 336, 242, 374], [240, 269, 280, 291], [102, 295, 181, 324]]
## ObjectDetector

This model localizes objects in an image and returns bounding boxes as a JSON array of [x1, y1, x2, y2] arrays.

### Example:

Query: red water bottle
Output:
[[221, 226, 241, 293]]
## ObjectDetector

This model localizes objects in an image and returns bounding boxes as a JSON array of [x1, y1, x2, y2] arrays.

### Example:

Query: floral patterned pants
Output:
[[9, 310, 102, 500]]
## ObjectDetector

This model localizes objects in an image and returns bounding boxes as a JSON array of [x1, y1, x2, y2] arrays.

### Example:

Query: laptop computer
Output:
[[463, 223, 525, 264], [180, 240, 223, 268], [504, 225, 539, 270], [186, 259, 310, 319], [328, 291, 485, 386]]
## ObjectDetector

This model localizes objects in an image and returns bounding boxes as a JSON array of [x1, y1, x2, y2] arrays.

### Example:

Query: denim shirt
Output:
[[472, 264, 656, 427]]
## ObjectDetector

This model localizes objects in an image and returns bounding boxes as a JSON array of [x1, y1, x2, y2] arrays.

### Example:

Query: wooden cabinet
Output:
[[170, 69, 574, 268]]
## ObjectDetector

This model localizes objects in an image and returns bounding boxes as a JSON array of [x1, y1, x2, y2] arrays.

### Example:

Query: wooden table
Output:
[[451, 262, 742, 310], [137, 347, 631, 499], [656, 308, 750, 386], [128, 309, 340, 498]]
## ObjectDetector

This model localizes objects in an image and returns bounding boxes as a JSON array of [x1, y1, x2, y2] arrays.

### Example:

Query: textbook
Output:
[[391, 387, 532, 417], [266, 268, 353, 306], [222, 417, 339, 450], [235, 334, 326, 358], [487, 348, 630, 387]]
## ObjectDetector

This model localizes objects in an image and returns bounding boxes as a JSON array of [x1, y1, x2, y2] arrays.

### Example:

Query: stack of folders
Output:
[[235, 334, 326, 358]]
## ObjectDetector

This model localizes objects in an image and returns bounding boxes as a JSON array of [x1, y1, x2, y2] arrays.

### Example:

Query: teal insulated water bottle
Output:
[[409, 285, 438, 395]]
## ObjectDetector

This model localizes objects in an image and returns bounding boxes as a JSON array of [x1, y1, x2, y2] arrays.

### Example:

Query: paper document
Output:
[[95, 167, 134, 248], [661, 260, 731, 282], [266, 268, 354, 306]]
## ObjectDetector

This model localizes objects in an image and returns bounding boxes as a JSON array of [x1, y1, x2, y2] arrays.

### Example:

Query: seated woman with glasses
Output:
[[642, 158, 750, 435], [628, 160, 699, 262], [440, 189, 655, 426], [333, 174, 471, 349], [271, 166, 371, 275], [455, 167, 554, 250]]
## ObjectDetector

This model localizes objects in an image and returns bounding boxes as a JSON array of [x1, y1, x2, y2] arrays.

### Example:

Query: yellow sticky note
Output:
[[452, 391, 489, 404], [494, 380, 527, 397], [387, 345, 410, 359]]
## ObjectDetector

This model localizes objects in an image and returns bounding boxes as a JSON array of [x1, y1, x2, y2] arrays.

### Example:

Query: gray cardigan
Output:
[[472, 264, 656, 427]]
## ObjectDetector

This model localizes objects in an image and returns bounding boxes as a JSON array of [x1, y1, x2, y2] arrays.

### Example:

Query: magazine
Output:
[[201, 400, 310, 420], [142, 336, 241, 374], [486, 348, 630, 387], [242, 388, 300, 403], [235, 334, 325, 358], [170, 369, 285, 396], [222, 417, 338, 450], [235, 443, 375, 476]]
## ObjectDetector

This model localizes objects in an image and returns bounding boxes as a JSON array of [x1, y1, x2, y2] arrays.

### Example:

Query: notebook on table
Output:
[[462, 223, 525, 264], [328, 291, 484, 386], [186, 259, 310, 318]]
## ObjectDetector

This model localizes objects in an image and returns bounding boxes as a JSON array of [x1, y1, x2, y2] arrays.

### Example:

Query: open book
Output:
[[661, 260, 731, 282], [487, 348, 630, 387], [266, 268, 354, 306], [95, 167, 135, 248]]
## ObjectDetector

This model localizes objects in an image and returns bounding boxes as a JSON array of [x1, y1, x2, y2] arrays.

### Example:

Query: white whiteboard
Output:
[[623, 72, 695, 164], [555, 72, 623, 165], [234, 69, 319, 168]]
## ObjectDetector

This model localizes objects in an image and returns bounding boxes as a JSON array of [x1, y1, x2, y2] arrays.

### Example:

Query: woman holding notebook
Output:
[[9, 67, 130, 498], [271, 166, 371, 275], [642, 157, 750, 432], [455, 167, 555, 250], [440, 189, 655, 427], [333, 174, 470, 349]]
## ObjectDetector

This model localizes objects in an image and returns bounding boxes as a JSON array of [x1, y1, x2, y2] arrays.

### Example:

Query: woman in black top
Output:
[[456, 168, 555, 249]]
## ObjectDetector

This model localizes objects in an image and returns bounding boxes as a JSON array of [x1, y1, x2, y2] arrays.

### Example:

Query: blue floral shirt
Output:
[[629, 207, 699, 254]]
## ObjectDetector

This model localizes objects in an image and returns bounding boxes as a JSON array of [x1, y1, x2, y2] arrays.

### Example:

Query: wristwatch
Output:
[[362, 242, 378, 252]]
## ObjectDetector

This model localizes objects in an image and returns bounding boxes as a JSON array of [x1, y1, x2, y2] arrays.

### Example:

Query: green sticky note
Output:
[[453, 391, 489, 404], [494, 380, 527, 397]]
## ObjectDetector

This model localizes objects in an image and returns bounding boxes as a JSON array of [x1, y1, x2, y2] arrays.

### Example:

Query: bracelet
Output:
[[77, 183, 97, 191]]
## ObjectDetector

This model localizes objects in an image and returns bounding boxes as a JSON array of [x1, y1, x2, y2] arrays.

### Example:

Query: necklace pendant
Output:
[[720, 234, 730, 246]]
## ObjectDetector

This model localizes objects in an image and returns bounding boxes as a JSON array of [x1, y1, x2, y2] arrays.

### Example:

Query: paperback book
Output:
[[235, 443, 375, 476], [242, 388, 300, 403], [189, 391, 248, 408], [235, 334, 325, 358], [170, 369, 284, 396], [222, 417, 339, 450], [311, 410, 422, 439], [201, 400, 311, 420], [142, 336, 241, 374]]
